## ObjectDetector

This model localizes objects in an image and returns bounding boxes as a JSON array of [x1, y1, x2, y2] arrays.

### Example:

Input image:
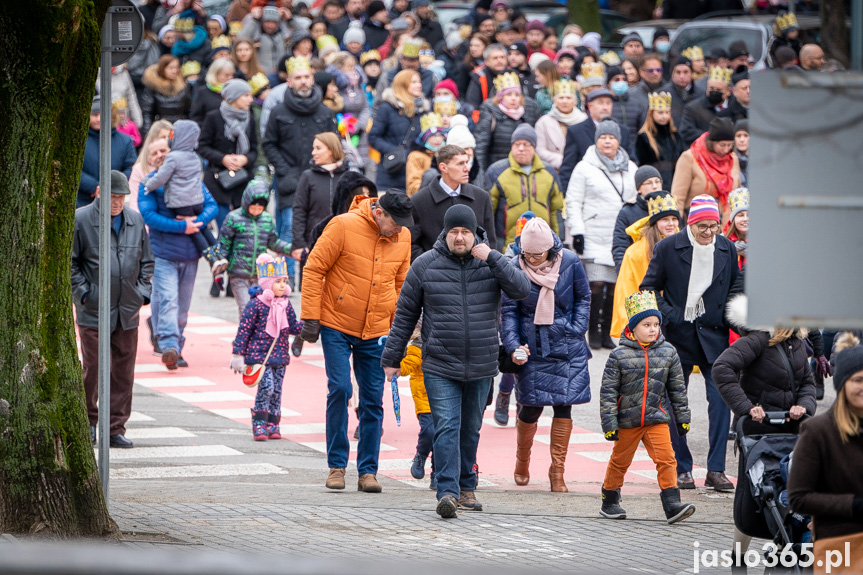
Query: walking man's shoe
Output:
[[109, 434, 134, 448], [161, 348, 179, 370], [326, 468, 346, 490], [704, 471, 734, 492], [458, 490, 483, 511], [677, 471, 696, 490], [436, 494, 458, 519], [357, 474, 382, 493]]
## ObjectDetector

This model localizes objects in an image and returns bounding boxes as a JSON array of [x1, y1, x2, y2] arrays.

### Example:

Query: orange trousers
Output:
[[603, 423, 678, 491]]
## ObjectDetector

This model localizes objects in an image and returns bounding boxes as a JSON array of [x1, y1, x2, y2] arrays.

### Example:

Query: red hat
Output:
[[434, 79, 459, 99], [687, 195, 721, 225], [525, 19, 545, 34]]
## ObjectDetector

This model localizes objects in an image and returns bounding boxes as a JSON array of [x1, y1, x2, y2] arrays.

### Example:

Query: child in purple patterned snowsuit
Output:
[[231, 254, 303, 440]]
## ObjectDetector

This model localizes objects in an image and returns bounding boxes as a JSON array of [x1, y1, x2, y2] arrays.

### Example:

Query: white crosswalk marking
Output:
[[111, 463, 285, 480], [96, 445, 243, 460], [135, 376, 216, 388], [128, 411, 155, 422], [279, 423, 327, 434], [124, 427, 197, 439], [167, 391, 255, 402], [296, 441, 397, 453], [134, 364, 169, 373]]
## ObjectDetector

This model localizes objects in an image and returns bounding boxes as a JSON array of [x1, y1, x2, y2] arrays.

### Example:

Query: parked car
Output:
[[606, 19, 687, 49]]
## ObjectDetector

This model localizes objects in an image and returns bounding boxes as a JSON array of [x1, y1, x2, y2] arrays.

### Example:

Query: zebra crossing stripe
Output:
[[110, 463, 286, 480]]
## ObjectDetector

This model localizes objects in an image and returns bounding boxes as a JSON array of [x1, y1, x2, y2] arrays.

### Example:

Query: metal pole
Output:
[[789, 0, 795, 14], [853, 0, 863, 71], [97, 9, 113, 502]]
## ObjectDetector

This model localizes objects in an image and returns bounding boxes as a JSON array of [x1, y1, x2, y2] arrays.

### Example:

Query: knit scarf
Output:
[[684, 226, 715, 322], [690, 132, 735, 210], [547, 104, 584, 126], [499, 101, 525, 121], [522, 252, 562, 325], [319, 160, 343, 172], [219, 101, 250, 155], [595, 146, 631, 174], [258, 288, 292, 339], [172, 26, 208, 57]]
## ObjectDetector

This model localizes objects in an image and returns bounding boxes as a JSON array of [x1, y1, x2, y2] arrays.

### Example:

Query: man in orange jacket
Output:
[[300, 192, 413, 493]]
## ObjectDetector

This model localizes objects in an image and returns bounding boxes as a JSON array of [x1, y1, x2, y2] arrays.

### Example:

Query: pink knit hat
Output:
[[519, 218, 554, 254]]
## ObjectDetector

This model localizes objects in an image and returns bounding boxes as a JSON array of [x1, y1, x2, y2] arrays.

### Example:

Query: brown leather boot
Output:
[[548, 417, 573, 493], [514, 419, 537, 485]]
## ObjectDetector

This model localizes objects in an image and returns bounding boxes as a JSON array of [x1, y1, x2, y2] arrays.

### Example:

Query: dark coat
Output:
[[139, 64, 191, 135], [71, 203, 154, 331], [662, 80, 698, 128], [232, 296, 303, 366], [474, 97, 541, 173], [292, 161, 350, 251], [611, 194, 649, 271], [417, 17, 444, 49], [197, 108, 259, 207], [559, 119, 634, 192], [262, 86, 338, 205], [599, 333, 690, 431], [611, 91, 648, 154], [635, 125, 686, 187], [713, 331, 817, 421], [139, 182, 218, 262], [367, 88, 428, 191], [78, 128, 136, 207], [640, 230, 741, 365], [500, 237, 592, 406], [409, 177, 496, 262], [189, 83, 223, 126], [465, 66, 534, 109], [679, 94, 717, 146], [717, 95, 748, 122], [363, 20, 390, 49], [787, 405, 863, 540], [380, 228, 531, 381]]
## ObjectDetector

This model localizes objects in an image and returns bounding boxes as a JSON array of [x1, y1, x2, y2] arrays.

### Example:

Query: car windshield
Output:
[[672, 25, 765, 62], [435, 6, 472, 34]]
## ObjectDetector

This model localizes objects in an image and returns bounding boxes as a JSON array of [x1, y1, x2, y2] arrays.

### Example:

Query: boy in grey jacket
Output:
[[142, 119, 226, 272]]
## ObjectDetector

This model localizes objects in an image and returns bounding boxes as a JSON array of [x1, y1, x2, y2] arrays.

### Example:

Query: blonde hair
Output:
[[314, 132, 346, 162], [638, 110, 679, 160], [134, 120, 173, 174], [392, 69, 420, 117], [331, 51, 357, 72], [205, 59, 236, 87], [834, 332, 863, 443]]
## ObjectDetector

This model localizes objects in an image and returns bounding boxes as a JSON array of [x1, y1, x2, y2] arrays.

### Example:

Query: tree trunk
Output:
[[820, 0, 850, 68], [0, 1, 118, 537], [569, 0, 602, 34]]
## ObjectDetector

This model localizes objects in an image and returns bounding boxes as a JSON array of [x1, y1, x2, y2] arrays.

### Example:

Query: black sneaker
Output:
[[177, 356, 189, 368], [109, 434, 134, 448], [436, 494, 458, 519]]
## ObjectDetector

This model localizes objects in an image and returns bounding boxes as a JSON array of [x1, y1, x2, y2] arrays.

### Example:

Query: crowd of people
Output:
[[73, 0, 862, 537]]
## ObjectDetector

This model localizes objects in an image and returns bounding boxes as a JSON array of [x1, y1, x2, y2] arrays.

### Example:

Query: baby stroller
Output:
[[734, 411, 811, 573]]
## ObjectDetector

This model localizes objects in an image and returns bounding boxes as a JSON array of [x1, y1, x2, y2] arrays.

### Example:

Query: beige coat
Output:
[[671, 149, 740, 222]]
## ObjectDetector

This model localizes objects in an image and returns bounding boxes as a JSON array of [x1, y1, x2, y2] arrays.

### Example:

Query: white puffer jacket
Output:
[[565, 145, 637, 267]]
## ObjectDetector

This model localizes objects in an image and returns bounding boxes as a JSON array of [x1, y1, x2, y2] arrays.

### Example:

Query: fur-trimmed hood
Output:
[[725, 293, 808, 339], [379, 87, 430, 117], [142, 64, 187, 97]]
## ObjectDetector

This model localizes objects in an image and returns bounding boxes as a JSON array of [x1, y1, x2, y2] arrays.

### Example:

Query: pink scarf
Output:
[[499, 101, 525, 121], [258, 287, 292, 338], [522, 253, 562, 325]]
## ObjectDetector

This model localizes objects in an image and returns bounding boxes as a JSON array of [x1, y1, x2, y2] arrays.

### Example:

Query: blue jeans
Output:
[[275, 190, 296, 284], [215, 203, 231, 233], [152, 257, 198, 354], [668, 363, 730, 473], [320, 326, 385, 476], [423, 373, 492, 499], [499, 373, 516, 394]]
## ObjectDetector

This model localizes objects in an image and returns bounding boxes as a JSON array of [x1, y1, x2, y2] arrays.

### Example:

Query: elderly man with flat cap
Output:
[[382, 204, 531, 519], [72, 171, 154, 448], [301, 191, 413, 494]]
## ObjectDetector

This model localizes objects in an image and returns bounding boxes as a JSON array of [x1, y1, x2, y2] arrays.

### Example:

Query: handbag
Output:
[[242, 337, 278, 387], [381, 122, 415, 175], [214, 167, 248, 190], [813, 531, 863, 574]]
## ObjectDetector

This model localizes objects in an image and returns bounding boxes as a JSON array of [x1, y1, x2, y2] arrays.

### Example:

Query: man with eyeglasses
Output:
[[627, 53, 666, 115], [640, 195, 742, 493]]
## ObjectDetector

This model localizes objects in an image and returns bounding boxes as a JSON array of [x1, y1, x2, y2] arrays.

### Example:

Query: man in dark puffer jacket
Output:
[[381, 205, 530, 519]]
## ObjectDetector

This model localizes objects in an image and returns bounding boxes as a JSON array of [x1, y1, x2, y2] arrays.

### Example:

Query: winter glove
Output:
[[677, 422, 690, 437], [230, 354, 245, 374], [300, 319, 321, 343], [815, 355, 832, 379], [291, 335, 304, 357], [734, 240, 747, 257], [572, 235, 584, 256], [604, 430, 619, 441]]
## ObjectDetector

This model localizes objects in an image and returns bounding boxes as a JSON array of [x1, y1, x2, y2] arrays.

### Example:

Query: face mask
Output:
[[466, 156, 474, 170], [655, 40, 671, 54], [610, 81, 628, 95], [434, 94, 454, 104], [707, 89, 724, 105]]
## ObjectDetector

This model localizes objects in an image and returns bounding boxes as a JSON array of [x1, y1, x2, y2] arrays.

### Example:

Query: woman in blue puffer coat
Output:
[[501, 217, 591, 493]]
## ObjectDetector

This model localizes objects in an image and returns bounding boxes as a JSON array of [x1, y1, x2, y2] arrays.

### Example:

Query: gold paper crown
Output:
[[316, 35, 339, 51], [434, 100, 457, 115], [229, 21, 244, 36], [681, 46, 704, 61], [420, 112, 443, 134], [625, 291, 659, 321], [648, 193, 678, 219], [360, 50, 381, 65], [599, 51, 621, 66], [708, 66, 732, 85], [174, 17, 195, 33], [728, 187, 750, 214], [581, 62, 606, 80], [552, 79, 577, 98], [493, 71, 521, 94], [256, 257, 288, 279], [112, 97, 128, 110], [286, 56, 311, 75], [776, 12, 798, 32], [648, 91, 672, 111], [249, 73, 270, 96], [401, 38, 423, 59], [181, 60, 201, 77], [211, 35, 232, 51]]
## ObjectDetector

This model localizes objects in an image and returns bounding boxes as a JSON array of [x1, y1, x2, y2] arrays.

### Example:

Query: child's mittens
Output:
[[677, 422, 690, 437], [604, 430, 619, 442], [230, 354, 245, 373]]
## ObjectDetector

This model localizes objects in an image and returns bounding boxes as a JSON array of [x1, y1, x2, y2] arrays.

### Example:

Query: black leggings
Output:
[[517, 405, 572, 424]]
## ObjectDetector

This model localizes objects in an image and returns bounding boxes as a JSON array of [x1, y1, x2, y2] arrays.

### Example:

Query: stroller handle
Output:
[[736, 411, 810, 439]]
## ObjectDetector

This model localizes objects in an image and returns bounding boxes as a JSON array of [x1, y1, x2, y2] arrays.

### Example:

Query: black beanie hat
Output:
[[443, 204, 478, 234], [708, 117, 735, 142], [834, 333, 863, 392]]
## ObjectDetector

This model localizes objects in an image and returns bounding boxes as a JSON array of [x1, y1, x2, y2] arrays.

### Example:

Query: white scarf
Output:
[[547, 104, 586, 126], [684, 226, 715, 322]]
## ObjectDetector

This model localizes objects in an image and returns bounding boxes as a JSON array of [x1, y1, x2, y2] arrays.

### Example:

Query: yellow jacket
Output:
[[400, 344, 429, 415]]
